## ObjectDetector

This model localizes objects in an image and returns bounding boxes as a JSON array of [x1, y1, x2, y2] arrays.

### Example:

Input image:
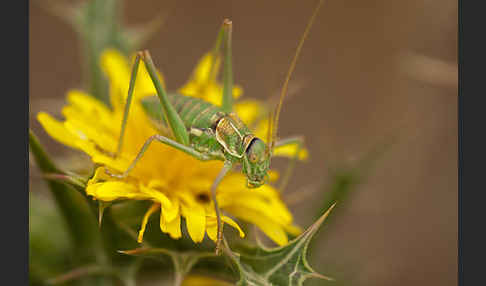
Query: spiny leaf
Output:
[[229, 204, 336, 286], [120, 247, 218, 286]]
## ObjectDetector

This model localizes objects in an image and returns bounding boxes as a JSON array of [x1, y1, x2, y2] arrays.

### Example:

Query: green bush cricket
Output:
[[106, 0, 325, 254]]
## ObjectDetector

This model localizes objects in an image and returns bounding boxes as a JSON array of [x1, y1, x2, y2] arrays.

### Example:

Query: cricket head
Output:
[[242, 137, 271, 188]]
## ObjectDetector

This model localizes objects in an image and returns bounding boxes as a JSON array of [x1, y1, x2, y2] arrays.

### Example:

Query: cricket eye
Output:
[[246, 138, 264, 163]]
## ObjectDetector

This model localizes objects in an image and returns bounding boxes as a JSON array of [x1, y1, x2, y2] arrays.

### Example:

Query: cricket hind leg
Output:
[[274, 136, 305, 192], [105, 134, 211, 179], [114, 53, 142, 158], [139, 50, 191, 145], [114, 49, 191, 154]]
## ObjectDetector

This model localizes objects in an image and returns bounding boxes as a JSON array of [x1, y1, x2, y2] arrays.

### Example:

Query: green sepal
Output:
[[42, 171, 88, 192], [98, 201, 113, 227], [229, 204, 336, 286]]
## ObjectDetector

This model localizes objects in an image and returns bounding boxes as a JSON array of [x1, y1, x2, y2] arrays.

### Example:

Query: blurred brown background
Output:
[[29, 0, 457, 285]]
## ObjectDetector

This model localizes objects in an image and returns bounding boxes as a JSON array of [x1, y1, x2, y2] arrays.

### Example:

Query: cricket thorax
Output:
[[214, 112, 252, 159], [186, 111, 253, 161]]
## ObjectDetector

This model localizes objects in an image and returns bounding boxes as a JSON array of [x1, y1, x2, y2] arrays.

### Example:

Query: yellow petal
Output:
[[161, 197, 180, 223], [147, 179, 169, 191], [251, 116, 309, 161], [202, 84, 243, 106], [225, 206, 288, 246], [268, 171, 279, 182], [284, 224, 303, 237], [160, 204, 182, 239], [219, 193, 292, 225], [138, 204, 160, 243], [88, 152, 130, 174], [204, 84, 224, 106], [100, 49, 129, 83], [253, 118, 270, 139], [232, 85, 243, 99], [217, 177, 280, 205], [140, 183, 172, 210], [273, 144, 309, 160], [62, 111, 118, 153], [87, 167, 112, 185], [234, 100, 265, 125], [206, 215, 245, 242], [178, 82, 199, 98], [166, 214, 182, 239], [100, 49, 131, 105], [206, 224, 217, 242], [193, 53, 220, 83], [37, 112, 79, 149], [179, 52, 243, 106], [181, 201, 206, 243], [100, 49, 165, 105], [66, 90, 112, 121], [86, 181, 147, 202]]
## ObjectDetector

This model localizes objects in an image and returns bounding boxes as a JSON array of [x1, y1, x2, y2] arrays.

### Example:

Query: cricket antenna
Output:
[[265, 110, 274, 157], [270, 0, 325, 151]]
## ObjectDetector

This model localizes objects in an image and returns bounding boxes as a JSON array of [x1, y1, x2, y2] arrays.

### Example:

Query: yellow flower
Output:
[[37, 48, 305, 246]]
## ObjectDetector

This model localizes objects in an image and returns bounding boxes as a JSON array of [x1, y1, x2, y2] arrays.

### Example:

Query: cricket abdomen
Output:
[[168, 93, 223, 129], [141, 93, 224, 131]]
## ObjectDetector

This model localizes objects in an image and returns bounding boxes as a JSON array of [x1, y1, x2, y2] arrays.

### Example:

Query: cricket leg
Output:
[[105, 134, 211, 179], [221, 19, 234, 113], [115, 53, 142, 157], [210, 160, 233, 255], [274, 136, 305, 192], [138, 50, 190, 146]]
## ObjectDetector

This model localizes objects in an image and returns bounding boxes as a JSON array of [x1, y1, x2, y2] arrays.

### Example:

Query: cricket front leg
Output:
[[274, 136, 305, 192], [210, 160, 233, 255], [106, 134, 211, 179]]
